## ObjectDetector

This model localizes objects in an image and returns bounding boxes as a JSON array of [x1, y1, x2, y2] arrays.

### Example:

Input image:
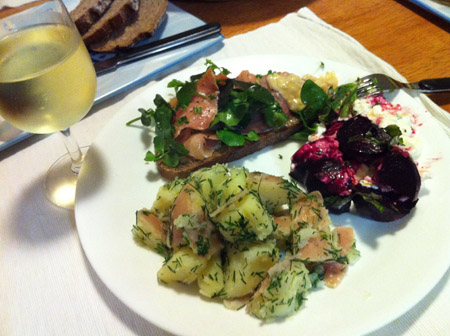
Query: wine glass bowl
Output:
[[0, 0, 97, 209]]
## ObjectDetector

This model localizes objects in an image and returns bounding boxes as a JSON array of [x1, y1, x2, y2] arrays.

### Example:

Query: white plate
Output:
[[75, 55, 450, 336]]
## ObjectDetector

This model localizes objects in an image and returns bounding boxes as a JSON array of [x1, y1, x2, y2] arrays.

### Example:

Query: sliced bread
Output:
[[82, 0, 140, 47], [70, 0, 114, 35], [90, 0, 168, 52], [156, 119, 303, 180]]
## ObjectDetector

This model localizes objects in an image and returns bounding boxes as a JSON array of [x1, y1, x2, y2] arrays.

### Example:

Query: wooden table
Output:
[[172, 0, 450, 113]]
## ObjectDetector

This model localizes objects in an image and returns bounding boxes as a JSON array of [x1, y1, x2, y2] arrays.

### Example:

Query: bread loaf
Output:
[[90, 0, 168, 52], [70, 0, 114, 35], [81, 0, 140, 47]]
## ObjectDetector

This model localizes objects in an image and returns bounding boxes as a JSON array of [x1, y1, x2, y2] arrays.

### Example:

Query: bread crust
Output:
[[90, 0, 168, 52], [70, 0, 114, 35], [157, 119, 303, 180], [82, 0, 140, 46]]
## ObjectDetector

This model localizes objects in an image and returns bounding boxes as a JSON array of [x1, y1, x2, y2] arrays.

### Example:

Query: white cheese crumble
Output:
[[353, 95, 422, 161]]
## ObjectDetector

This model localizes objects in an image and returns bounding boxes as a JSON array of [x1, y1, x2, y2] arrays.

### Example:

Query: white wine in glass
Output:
[[0, 0, 97, 209]]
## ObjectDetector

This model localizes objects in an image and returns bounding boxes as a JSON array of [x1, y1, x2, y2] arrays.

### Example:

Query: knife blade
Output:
[[94, 22, 222, 75]]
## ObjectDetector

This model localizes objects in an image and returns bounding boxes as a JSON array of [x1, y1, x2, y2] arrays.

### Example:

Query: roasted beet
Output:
[[293, 158, 355, 213], [291, 114, 421, 222], [291, 138, 356, 213], [301, 158, 355, 197], [324, 120, 344, 137], [337, 115, 392, 162], [291, 137, 343, 164], [353, 147, 421, 221], [373, 147, 421, 201]]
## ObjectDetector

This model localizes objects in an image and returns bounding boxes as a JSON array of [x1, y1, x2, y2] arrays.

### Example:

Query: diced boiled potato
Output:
[[132, 209, 168, 252], [171, 183, 224, 257], [291, 191, 331, 232], [171, 184, 206, 230], [332, 226, 360, 264], [189, 164, 230, 212], [246, 257, 312, 320], [219, 166, 248, 205], [157, 247, 207, 284], [223, 240, 279, 298], [214, 192, 274, 242], [291, 191, 332, 254], [152, 178, 186, 221], [272, 215, 292, 246], [197, 254, 224, 298], [248, 172, 300, 213]]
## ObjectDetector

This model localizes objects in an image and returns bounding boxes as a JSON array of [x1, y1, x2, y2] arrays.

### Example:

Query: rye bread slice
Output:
[[90, 0, 168, 52], [70, 0, 114, 35], [156, 119, 303, 180], [82, 0, 140, 47]]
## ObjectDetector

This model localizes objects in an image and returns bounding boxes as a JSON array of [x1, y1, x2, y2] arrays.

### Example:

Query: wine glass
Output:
[[0, 0, 97, 209]]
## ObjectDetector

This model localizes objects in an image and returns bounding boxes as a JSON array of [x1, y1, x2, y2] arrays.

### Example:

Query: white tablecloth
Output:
[[1, 8, 449, 336]]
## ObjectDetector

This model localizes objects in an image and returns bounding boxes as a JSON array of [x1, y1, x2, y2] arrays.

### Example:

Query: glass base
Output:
[[44, 147, 88, 210]]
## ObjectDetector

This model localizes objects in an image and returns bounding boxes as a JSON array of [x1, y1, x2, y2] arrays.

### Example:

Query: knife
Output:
[[94, 22, 222, 75]]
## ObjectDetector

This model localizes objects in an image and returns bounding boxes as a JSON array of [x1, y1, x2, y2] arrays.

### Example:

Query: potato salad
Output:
[[132, 164, 359, 321]]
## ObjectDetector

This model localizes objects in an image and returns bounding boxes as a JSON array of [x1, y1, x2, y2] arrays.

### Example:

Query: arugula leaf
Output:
[[216, 129, 246, 146], [291, 124, 318, 141], [176, 80, 199, 110], [247, 85, 275, 105], [329, 82, 358, 118], [246, 130, 259, 141], [213, 82, 287, 130], [144, 94, 189, 167], [384, 124, 402, 138], [301, 80, 329, 116], [216, 129, 259, 146], [126, 107, 155, 126], [384, 124, 404, 146], [167, 79, 185, 92], [205, 59, 231, 76], [261, 103, 289, 128], [213, 91, 250, 127]]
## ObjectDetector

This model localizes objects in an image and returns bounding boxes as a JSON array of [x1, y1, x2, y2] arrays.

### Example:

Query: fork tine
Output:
[[357, 75, 383, 98], [357, 84, 381, 98], [359, 76, 375, 83], [357, 80, 376, 90]]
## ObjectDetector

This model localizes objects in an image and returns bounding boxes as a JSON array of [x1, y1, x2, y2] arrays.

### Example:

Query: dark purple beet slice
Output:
[[353, 147, 421, 221], [290, 157, 355, 213], [373, 147, 421, 201], [337, 115, 392, 162]]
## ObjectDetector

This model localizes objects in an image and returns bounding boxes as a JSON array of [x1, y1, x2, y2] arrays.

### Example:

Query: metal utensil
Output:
[[357, 73, 450, 98], [94, 22, 222, 75]]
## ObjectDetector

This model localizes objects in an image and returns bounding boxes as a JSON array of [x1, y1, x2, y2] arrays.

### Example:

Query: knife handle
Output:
[[94, 22, 222, 75], [416, 78, 450, 93], [118, 22, 222, 66]]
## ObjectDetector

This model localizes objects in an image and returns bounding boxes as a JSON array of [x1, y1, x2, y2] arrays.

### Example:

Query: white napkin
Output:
[[2, 7, 449, 336]]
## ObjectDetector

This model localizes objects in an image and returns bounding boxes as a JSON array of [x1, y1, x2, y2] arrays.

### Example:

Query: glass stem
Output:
[[59, 128, 83, 175]]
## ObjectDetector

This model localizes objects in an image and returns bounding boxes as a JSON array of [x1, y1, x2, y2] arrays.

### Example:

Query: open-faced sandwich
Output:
[[130, 59, 356, 180]]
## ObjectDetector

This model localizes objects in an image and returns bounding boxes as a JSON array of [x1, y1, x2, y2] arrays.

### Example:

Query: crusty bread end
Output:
[[90, 0, 168, 52], [70, 0, 114, 35]]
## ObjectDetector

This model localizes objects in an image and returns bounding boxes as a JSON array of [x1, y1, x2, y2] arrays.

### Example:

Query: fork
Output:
[[357, 73, 450, 98]]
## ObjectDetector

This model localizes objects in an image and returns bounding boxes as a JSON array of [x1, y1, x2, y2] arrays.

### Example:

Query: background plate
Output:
[[75, 55, 450, 336], [408, 0, 450, 21]]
